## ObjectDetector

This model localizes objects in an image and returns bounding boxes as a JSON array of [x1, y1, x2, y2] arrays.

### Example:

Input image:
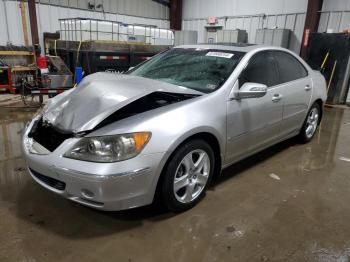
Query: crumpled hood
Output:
[[42, 73, 202, 133]]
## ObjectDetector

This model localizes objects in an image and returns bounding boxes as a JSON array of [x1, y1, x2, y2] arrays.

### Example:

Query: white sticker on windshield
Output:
[[206, 52, 234, 59], [206, 84, 217, 90]]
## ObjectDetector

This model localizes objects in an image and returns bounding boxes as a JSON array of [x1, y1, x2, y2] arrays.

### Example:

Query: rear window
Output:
[[273, 51, 308, 84]]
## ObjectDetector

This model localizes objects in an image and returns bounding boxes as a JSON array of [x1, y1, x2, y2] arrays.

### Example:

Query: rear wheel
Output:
[[161, 139, 215, 212], [298, 103, 321, 143]]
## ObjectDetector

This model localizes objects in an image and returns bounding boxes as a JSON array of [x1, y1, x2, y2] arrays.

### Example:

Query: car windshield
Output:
[[127, 48, 245, 93]]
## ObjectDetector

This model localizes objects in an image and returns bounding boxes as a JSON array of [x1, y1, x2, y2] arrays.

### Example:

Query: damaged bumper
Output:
[[22, 118, 164, 211]]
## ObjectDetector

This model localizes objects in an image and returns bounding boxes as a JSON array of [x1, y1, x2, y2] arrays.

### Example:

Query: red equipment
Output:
[[36, 56, 48, 69]]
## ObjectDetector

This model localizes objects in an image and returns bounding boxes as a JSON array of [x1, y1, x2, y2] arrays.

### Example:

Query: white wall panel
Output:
[[182, 0, 307, 53], [183, 0, 307, 19], [289, 13, 306, 54], [48, 0, 170, 19], [0, 0, 169, 47], [319, 10, 350, 33], [319, 0, 348, 33], [322, 0, 350, 11], [183, 14, 306, 53], [0, 0, 10, 45], [0, 0, 33, 45], [8, 1, 23, 45]]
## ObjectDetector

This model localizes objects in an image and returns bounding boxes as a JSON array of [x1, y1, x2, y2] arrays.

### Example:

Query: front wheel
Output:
[[160, 139, 215, 212], [298, 103, 321, 143]]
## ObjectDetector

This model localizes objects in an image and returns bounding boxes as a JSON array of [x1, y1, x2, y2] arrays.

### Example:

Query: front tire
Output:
[[298, 103, 321, 143], [161, 139, 215, 212]]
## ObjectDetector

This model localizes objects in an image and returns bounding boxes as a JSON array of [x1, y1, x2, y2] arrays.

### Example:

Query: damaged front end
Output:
[[26, 74, 203, 153], [28, 117, 74, 152], [29, 91, 200, 153], [40, 74, 203, 132], [94, 91, 199, 130]]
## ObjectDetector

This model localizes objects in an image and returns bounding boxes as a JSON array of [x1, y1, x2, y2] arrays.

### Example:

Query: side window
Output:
[[239, 51, 278, 88], [274, 51, 308, 84]]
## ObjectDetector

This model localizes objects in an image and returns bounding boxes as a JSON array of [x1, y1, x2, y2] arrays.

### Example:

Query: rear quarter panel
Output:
[[311, 70, 327, 104]]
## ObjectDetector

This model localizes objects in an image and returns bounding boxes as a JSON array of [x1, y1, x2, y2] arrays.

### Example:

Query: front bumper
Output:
[[22, 118, 165, 211]]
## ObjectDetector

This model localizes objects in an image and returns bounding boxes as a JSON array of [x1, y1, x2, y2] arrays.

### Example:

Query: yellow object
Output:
[[327, 60, 337, 92], [76, 40, 82, 66], [54, 40, 57, 56], [320, 52, 329, 69], [133, 132, 151, 151], [19, 1, 29, 46], [11, 66, 36, 72], [0, 51, 33, 56], [91, 40, 150, 45]]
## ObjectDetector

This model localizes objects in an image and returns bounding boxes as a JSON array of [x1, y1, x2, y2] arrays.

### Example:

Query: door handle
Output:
[[305, 85, 312, 91], [272, 94, 282, 102]]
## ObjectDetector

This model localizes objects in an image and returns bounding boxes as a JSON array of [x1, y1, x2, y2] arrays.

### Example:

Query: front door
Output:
[[226, 51, 284, 163]]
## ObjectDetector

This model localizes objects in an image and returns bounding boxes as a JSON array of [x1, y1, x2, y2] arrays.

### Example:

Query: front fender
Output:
[[162, 126, 225, 162]]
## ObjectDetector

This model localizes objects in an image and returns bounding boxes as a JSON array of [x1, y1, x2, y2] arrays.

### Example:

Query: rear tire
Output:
[[161, 139, 215, 212], [298, 103, 321, 143]]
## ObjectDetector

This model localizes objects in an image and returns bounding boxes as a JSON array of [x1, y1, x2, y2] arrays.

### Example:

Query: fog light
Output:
[[81, 189, 94, 199]]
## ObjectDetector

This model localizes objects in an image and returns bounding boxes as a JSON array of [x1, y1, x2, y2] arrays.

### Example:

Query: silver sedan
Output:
[[22, 44, 327, 212]]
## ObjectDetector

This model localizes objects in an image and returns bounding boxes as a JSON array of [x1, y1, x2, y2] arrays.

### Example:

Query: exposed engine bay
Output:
[[29, 91, 199, 152]]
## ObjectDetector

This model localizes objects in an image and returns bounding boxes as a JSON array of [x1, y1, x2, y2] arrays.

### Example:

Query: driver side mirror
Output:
[[235, 82, 267, 99]]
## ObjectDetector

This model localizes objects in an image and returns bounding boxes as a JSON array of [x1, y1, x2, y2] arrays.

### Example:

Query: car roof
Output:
[[175, 43, 281, 53]]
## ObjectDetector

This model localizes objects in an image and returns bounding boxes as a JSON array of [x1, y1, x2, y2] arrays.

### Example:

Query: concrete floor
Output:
[[0, 105, 350, 262]]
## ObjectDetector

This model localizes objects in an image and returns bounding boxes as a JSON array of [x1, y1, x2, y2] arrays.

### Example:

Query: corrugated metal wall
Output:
[[322, 0, 350, 11], [35, 0, 169, 19], [0, 0, 170, 46], [182, 0, 307, 19], [0, 0, 31, 46], [319, 0, 350, 33], [182, 0, 308, 53], [2, 0, 349, 51]]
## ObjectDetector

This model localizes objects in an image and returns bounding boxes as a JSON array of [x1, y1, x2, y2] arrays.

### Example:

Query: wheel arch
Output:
[[177, 132, 222, 181], [154, 131, 223, 202], [313, 98, 324, 123]]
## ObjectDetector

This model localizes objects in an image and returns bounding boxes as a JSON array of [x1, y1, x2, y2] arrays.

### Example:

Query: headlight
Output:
[[63, 132, 151, 162]]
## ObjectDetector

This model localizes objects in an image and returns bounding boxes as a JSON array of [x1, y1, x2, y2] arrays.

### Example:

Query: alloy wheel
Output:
[[305, 107, 319, 139], [173, 149, 210, 203]]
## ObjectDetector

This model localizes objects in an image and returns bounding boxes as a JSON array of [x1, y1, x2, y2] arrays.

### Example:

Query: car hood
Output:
[[42, 73, 203, 133]]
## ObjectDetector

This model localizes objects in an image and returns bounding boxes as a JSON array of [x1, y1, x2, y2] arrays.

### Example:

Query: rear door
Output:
[[273, 51, 312, 136]]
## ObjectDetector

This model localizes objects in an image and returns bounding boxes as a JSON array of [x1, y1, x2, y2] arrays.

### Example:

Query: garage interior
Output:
[[1, 0, 350, 261]]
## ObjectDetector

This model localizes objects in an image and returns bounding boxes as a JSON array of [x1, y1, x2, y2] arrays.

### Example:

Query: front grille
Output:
[[28, 118, 73, 152], [30, 168, 66, 191]]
